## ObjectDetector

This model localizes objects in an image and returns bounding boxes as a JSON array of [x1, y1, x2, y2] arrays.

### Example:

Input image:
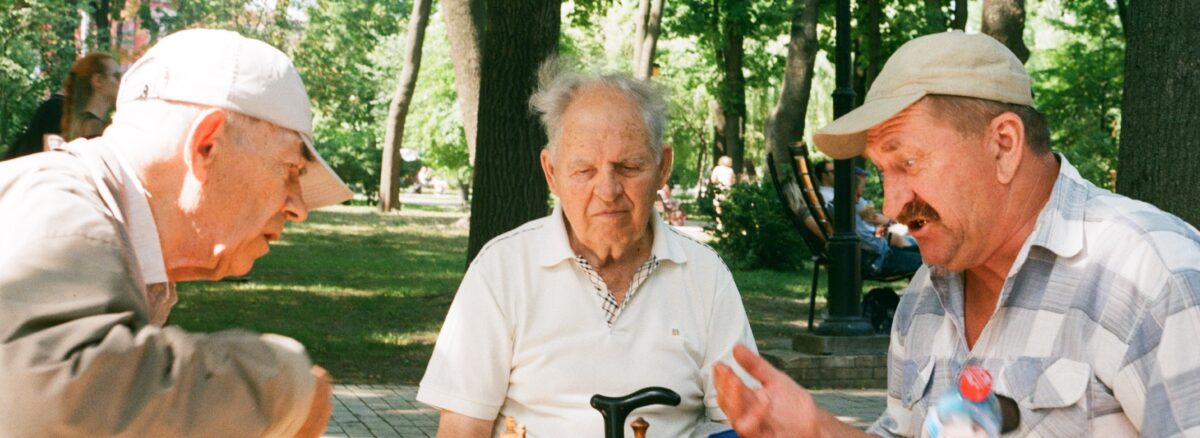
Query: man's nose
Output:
[[594, 168, 624, 201], [284, 181, 309, 222], [881, 173, 912, 219]]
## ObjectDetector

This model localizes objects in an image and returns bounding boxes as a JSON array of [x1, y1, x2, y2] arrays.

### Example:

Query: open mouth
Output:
[[907, 219, 929, 232]]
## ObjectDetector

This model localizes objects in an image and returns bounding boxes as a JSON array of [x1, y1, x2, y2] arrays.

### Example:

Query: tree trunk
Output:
[[719, 5, 747, 175], [951, 0, 968, 31], [1117, 1, 1200, 227], [442, 0, 485, 164], [710, 100, 726, 164], [925, 0, 946, 33], [765, 0, 820, 182], [981, 0, 1029, 63], [633, 0, 649, 71], [378, 0, 432, 212], [466, 0, 561, 263], [633, 0, 665, 80]]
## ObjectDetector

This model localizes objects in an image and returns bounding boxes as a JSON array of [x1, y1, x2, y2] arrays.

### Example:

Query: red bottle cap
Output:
[[959, 366, 993, 402]]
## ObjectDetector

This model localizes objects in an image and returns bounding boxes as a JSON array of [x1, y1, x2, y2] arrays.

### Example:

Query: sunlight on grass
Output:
[[366, 330, 440, 347]]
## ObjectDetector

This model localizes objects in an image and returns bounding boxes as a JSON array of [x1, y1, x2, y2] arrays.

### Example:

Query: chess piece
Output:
[[631, 417, 649, 438], [500, 416, 519, 438]]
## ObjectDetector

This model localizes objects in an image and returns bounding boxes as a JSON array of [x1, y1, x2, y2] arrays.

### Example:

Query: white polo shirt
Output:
[[417, 206, 756, 438]]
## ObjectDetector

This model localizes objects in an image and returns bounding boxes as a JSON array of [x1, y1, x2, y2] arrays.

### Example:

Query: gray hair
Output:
[[529, 58, 668, 162]]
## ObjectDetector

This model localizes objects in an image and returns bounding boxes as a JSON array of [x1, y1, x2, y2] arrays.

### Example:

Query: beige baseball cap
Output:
[[117, 29, 353, 209], [812, 31, 1034, 159]]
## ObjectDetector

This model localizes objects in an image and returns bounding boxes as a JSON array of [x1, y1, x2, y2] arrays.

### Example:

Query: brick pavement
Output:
[[323, 385, 885, 437]]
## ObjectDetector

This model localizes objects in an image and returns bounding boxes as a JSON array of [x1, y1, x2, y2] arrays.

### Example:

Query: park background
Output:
[[3, 0, 1197, 386]]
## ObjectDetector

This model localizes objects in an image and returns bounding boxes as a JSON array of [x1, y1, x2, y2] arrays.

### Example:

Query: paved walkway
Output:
[[323, 385, 885, 437]]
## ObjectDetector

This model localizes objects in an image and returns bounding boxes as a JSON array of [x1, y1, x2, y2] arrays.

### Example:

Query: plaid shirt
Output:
[[573, 255, 660, 327], [870, 157, 1200, 437]]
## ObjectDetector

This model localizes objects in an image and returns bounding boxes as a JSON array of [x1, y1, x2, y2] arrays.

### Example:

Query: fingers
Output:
[[732, 344, 786, 387], [714, 363, 746, 417], [714, 362, 770, 437]]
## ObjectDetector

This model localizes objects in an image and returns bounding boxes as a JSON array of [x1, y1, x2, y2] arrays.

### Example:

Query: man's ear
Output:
[[540, 148, 558, 195], [988, 112, 1025, 185], [658, 143, 674, 186], [183, 108, 227, 183]]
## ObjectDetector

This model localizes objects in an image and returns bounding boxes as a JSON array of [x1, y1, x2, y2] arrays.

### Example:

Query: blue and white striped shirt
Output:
[[869, 156, 1200, 437]]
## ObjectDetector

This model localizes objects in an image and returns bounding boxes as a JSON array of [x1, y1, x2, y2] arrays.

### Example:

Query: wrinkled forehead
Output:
[[864, 101, 932, 157]]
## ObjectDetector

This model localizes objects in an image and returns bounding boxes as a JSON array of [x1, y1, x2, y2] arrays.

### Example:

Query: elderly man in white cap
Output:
[[713, 31, 1200, 437], [0, 29, 352, 437]]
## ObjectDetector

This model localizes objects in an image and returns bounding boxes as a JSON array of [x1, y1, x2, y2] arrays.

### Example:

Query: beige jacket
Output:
[[0, 142, 316, 437]]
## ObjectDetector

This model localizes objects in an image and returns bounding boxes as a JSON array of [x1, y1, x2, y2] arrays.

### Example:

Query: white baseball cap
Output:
[[813, 31, 1034, 159], [117, 28, 353, 209]]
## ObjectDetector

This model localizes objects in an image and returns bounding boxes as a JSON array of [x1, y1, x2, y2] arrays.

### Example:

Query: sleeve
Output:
[[0, 235, 316, 438], [700, 267, 757, 421], [0, 171, 315, 438], [1113, 269, 1200, 437], [416, 259, 514, 420]]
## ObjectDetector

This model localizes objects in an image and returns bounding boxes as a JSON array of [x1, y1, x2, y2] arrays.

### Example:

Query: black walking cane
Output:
[[590, 387, 681, 438]]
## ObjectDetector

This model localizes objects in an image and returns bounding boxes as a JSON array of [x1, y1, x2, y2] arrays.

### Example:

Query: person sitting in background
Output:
[[3, 52, 118, 161], [815, 160, 913, 248], [61, 52, 121, 141], [710, 155, 736, 189], [848, 172, 921, 278], [419, 62, 754, 438]]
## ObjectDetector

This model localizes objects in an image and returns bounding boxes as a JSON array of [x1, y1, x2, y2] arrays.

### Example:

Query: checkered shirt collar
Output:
[[572, 254, 661, 327]]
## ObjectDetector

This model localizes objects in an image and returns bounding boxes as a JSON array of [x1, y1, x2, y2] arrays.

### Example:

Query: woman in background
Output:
[[61, 52, 120, 141], [3, 52, 119, 161]]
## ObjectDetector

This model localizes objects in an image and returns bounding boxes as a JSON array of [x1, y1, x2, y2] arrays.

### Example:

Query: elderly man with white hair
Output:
[[417, 64, 756, 437], [0, 30, 352, 437]]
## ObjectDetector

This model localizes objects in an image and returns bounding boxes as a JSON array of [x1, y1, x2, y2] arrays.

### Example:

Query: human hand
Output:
[[293, 366, 333, 438], [713, 344, 823, 438]]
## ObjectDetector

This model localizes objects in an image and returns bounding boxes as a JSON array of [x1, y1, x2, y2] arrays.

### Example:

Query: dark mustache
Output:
[[896, 198, 940, 225]]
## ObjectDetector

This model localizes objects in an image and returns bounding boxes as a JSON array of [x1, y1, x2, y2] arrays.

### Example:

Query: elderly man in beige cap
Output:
[[713, 31, 1200, 437], [0, 29, 352, 437]]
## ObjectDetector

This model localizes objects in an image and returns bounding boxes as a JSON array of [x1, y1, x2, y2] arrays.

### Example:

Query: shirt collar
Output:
[[103, 139, 169, 284], [1023, 153, 1087, 260], [537, 203, 688, 267]]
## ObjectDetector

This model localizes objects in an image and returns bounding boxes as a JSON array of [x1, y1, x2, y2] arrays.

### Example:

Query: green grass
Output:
[[172, 206, 468, 385], [171, 205, 904, 384]]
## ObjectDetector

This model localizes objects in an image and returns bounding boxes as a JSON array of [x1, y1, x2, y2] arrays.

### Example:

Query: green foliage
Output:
[[1029, 2, 1124, 189], [374, 16, 472, 185], [291, 0, 408, 198], [0, 0, 84, 152], [708, 182, 810, 271]]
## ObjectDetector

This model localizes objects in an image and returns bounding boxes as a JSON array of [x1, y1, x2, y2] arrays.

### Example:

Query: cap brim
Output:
[[300, 134, 354, 210], [812, 92, 926, 159]]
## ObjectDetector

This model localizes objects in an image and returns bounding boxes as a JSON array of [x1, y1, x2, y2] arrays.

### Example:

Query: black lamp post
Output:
[[816, 0, 873, 336]]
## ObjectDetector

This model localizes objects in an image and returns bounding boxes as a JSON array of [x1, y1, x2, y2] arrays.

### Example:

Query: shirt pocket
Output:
[[902, 358, 936, 408], [994, 357, 1090, 437]]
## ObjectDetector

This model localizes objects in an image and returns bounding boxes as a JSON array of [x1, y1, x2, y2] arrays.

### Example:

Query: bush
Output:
[[707, 181, 810, 271]]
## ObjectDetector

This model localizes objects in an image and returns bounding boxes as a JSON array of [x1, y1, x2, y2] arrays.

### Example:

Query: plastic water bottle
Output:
[[921, 366, 1002, 438]]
